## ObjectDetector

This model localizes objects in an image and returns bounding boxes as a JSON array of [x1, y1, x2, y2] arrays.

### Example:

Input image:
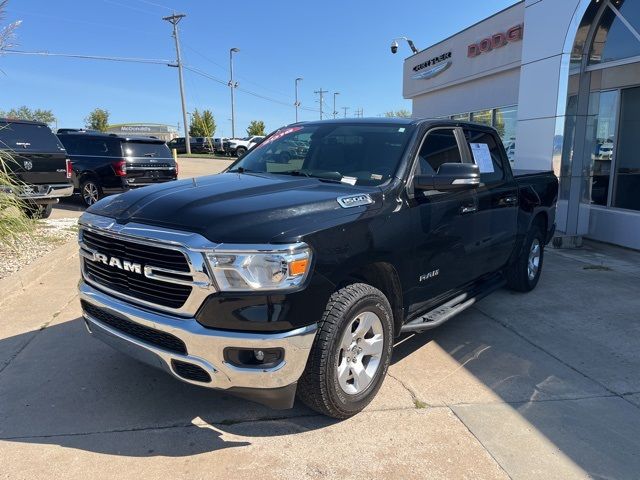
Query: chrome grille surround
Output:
[[78, 212, 219, 317]]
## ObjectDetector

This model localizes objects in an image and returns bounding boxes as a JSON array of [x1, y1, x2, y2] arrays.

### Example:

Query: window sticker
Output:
[[469, 143, 494, 173], [341, 176, 357, 185]]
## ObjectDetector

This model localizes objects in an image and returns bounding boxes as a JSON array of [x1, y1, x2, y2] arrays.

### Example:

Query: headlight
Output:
[[205, 243, 312, 291]]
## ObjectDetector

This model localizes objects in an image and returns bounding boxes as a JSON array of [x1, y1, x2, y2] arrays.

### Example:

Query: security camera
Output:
[[390, 40, 399, 54]]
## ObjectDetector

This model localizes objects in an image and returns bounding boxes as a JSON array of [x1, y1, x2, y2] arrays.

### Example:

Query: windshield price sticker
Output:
[[255, 126, 303, 150], [470, 143, 494, 173]]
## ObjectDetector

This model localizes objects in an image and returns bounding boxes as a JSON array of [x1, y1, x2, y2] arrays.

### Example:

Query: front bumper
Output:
[[79, 281, 317, 401]]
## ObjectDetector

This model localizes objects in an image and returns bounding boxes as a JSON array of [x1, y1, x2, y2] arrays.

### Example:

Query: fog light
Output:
[[224, 347, 284, 369]]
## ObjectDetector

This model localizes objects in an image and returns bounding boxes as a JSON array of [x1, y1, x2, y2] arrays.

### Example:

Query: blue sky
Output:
[[1, 0, 514, 136]]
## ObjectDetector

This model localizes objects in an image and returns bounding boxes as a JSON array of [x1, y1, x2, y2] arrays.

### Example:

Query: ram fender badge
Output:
[[337, 194, 373, 209]]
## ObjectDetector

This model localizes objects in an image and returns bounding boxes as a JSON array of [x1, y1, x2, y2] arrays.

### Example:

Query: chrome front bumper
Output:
[[79, 281, 317, 392]]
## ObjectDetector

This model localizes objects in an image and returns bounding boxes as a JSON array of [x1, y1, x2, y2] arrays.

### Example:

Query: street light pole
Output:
[[229, 47, 240, 139], [333, 92, 340, 119], [163, 13, 191, 155], [295, 77, 303, 123]]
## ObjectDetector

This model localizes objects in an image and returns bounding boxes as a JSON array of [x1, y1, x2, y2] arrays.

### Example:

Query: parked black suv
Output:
[[167, 136, 214, 154], [0, 118, 73, 218], [57, 131, 178, 206]]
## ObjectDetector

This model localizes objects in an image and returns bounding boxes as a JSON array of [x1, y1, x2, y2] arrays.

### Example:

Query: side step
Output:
[[400, 277, 505, 333]]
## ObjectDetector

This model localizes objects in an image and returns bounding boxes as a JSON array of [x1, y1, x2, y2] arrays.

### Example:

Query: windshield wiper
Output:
[[278, 170, 345, 184]]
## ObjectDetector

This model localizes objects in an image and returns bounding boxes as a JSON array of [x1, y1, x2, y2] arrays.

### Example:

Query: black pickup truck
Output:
[[0, 118, 73, 218], [77, 118, 557, 418]]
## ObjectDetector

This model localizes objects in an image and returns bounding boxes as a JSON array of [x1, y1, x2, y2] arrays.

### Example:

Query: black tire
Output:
[[297, 283, 394, 419], [23, 203, 53, 219], [236, 147, 247, 158], [506, 224, 545, 292], [80, 178, 103, 207]]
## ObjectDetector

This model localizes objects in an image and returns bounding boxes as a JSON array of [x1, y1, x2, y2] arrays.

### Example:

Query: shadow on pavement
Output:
[[0, 318, 336, 457]]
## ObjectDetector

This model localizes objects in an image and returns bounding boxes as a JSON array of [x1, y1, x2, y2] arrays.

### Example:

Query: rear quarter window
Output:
[[58, 136, 121, 156], [0, 122, 64, 153]]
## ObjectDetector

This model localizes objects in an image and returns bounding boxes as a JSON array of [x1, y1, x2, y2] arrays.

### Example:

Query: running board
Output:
[[400, 277, 505, 333]]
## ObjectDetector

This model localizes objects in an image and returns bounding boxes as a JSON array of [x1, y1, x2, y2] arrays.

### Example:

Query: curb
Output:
[[0, 238, 78, 307]]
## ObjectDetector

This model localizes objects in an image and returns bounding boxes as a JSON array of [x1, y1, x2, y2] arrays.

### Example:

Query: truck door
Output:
[[461, 127, 518, 277], [405, 127, 480, 317]]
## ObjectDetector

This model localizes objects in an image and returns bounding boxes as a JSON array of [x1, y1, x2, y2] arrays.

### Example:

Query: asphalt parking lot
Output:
[[2, 157, 639, 479]]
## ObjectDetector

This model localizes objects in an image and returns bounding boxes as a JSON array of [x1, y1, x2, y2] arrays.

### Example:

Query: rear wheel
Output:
[[297, 283, 393, 418], [80, 179, 102, 207], [506, 224, 545, 292], [23, 203, 53, 219]]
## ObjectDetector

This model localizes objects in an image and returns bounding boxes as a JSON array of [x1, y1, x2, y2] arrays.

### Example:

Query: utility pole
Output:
[[295, 77, 303, 123], [333, 92, 340, 119], [342, 106, 349, 118], [314, 88, 328, 120], [163, 13, 191, 155], [229, 47, 240, 139]]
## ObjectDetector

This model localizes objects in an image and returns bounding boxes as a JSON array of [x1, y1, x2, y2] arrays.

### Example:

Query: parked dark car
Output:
[[57, 131, 178, 206], [167, 136, 214, 154], [78, 118, 558, 418], [0, 118, 73, 218]]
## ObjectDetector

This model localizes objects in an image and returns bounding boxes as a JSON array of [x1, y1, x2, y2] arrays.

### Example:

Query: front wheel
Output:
[[506, 225, 545, 292], [297, 283, 394, 418], [236, 147, 247, 158]]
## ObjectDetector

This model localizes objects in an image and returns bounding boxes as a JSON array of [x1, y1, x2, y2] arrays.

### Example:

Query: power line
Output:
[[2, 49, 171, 65], [134, 0, 174, 11]]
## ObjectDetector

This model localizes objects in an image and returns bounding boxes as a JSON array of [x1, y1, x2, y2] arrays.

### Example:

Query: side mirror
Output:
[[414, 163, 480, 192]]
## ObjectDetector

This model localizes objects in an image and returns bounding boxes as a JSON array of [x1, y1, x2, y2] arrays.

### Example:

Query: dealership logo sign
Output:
[[467, 24, 524, 58], [412, 52, 452, 80]]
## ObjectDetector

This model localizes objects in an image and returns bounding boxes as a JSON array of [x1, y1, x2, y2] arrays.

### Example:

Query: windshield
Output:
[[229, 123, 415, 186]]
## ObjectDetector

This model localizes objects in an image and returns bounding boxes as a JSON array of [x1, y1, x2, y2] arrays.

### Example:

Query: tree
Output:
[[0, 106, 56, 126], [246, 120, 266, 136], [85, 108, 110, 132], [384, 109, 412, 118], [189, 109, 216, 137]]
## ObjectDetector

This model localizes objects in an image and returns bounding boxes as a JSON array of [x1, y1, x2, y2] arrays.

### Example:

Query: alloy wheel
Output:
[[336, 311, 384, 395], [528, 238, 541, 280], [83, 182, 99, 206]]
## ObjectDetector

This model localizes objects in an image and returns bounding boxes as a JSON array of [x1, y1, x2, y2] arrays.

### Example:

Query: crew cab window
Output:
[[463, 129, 506, 184], [58, 136, 121, 157], [417, 129, 462, 175]]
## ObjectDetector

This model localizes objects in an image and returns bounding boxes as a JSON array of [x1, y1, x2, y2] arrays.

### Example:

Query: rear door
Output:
[[406, 127, 481, 316], [461, 127, 518, 277], [0, 121, 68, 185]]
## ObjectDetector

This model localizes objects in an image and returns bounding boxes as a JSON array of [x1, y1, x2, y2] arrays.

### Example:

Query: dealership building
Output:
[[402, 0, 640, 250]]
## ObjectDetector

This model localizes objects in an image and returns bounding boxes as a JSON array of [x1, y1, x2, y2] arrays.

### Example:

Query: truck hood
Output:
[[88, 172, 382, 243]]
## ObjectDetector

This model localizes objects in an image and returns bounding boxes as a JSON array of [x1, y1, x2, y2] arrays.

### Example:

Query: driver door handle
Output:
[[461, 204, 478, 214]]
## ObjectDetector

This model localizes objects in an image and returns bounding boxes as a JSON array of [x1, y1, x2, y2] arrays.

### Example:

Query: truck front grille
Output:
[[81, 228, 193, 309], [82, 301, 188, 355]]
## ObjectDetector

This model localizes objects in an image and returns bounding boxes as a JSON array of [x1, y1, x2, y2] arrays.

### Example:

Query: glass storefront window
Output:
[[589, 5, 640, 65], [471, 110, 492, 127], [494, 106, 517, 163], [613, 85, 640, 211], [585, 90, 618, 206]]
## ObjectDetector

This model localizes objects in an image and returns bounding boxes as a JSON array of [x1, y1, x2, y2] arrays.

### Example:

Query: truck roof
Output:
[[56, 130, 165, 143], [0, 117, 49, 127], [291, 117, 498, 132]]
